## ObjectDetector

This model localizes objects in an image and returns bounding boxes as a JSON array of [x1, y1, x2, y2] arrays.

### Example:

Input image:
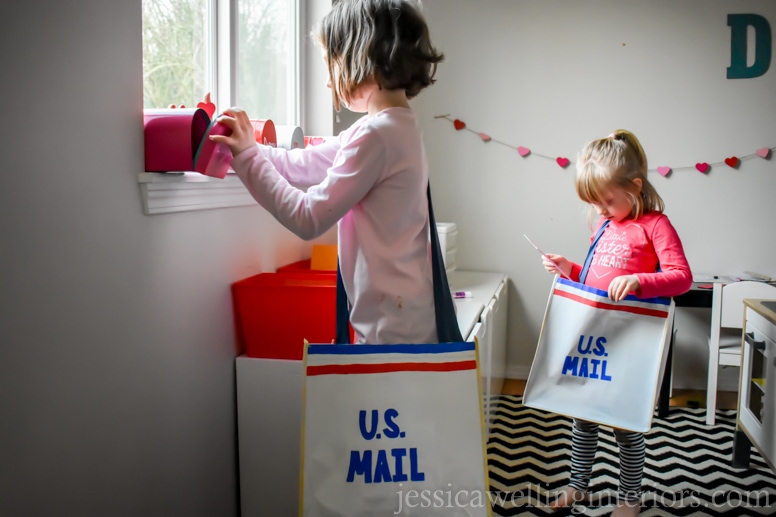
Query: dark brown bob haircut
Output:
[[313, 0, 444, 111]]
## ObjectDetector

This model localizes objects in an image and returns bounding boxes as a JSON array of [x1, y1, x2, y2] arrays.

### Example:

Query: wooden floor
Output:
[[501, 379, 738, 410]]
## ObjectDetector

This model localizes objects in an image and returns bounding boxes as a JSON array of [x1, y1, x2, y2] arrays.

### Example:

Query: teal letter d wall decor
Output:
[[728, 13, 771, 79]]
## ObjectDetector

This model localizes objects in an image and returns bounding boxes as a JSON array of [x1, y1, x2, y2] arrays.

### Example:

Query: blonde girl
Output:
[[541, 129, 692, 516]]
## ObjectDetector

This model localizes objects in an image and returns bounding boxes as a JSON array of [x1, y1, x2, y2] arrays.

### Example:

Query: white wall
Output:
[[0, 1, 333, 515], [412, 0, 776, 388], [2, 1, 774, 514]]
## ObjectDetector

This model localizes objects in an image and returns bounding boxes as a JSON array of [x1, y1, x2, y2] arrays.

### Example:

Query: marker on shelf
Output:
[[453, 291, 473, 299]]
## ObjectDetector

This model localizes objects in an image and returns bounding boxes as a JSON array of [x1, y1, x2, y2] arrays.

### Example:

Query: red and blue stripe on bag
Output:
[[305, 341, 476, 376], [554, 277, 671, 319]]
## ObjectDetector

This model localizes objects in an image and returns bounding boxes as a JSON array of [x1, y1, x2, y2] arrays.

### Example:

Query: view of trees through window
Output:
[[142, 0, 296, 126], [142, 0, 209, 110], [238, 0, 294, 125]]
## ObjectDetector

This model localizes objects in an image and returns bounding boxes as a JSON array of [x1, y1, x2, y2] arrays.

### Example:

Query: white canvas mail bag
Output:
[[300, 341, 491, 516], [523, 276, 674, 432]]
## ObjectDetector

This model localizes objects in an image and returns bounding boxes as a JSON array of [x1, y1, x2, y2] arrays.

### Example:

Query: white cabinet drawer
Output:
[[740, 307, 776, 467], [747, 308, 776, 343]]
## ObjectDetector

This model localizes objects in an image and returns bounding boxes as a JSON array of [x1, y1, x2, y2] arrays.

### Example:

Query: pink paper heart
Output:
[[479, 132, 491, 142], [756, 147, 771, 159], [517, 146, 531, 157], [656, 166, 671, 177], [556, 157, 570, 168], [695, 162, 710, 173]]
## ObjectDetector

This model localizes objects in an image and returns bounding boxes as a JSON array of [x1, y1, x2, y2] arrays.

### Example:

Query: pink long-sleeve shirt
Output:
[[569, 212, 693, 299], [230, 107, 437, 344]]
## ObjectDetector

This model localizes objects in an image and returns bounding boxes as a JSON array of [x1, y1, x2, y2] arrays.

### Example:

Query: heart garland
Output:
[[435, 114, 774, 177]]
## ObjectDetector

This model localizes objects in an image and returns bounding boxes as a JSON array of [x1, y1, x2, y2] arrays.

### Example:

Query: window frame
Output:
[[214, 0, 301, 126], [140, 0, 302, 215]]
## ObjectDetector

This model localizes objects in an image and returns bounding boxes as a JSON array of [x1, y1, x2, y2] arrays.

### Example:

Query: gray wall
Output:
[[411, 0, 776, 389], [0, 0, 333, 515]]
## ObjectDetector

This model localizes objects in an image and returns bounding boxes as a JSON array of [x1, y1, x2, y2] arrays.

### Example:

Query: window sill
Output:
[[137, 172, 255, 215]]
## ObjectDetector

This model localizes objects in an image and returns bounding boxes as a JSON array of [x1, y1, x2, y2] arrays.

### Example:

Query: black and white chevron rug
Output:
[[487, 396, 776, 516]]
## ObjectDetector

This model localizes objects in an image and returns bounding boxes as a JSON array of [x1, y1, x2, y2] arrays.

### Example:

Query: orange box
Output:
[[310, 244, 338, 271]]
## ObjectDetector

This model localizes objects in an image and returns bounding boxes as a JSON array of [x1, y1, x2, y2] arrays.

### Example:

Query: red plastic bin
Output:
[[232, 261, 352, 360], [276, 259, 330, 275]]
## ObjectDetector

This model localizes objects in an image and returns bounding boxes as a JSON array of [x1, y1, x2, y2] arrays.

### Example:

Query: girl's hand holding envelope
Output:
[[523, 234, 573, 280]]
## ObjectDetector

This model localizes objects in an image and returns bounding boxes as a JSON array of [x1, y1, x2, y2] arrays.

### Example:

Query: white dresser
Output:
[[447, 270, 509, 430], [235, 270, 509, 517], [733, 298, 776, 473]]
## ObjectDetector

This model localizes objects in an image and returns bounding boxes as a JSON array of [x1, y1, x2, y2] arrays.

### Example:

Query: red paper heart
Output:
[[724, 156, 739, 168], [197, 92, 216, 119], [453, 119, 466, 131], [556, 157, 570, 168], [695, 162, 710, 173]]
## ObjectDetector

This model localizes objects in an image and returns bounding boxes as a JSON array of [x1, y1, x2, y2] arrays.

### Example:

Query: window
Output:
[[143, 0, 213, 110], [237, 0, 298, 126], [142, 0, 299, 125], [140, 0, 300, 214]]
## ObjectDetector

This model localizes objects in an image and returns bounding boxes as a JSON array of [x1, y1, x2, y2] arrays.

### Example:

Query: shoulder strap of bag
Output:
[[335, 261, 351, 344], [335, 184, 463, 344], [427, 185, 464, 343], [579, 219, 610, 284]]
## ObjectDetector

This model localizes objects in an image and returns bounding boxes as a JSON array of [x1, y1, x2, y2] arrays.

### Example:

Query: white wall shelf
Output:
[[137, 172, 255, 215]]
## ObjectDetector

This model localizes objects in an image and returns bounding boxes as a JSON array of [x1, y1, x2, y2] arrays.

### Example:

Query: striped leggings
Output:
[[568, 418, 645, 503]]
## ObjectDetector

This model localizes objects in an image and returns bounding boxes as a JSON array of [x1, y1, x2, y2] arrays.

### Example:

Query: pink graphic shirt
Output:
[[569, 212, 692, 299]]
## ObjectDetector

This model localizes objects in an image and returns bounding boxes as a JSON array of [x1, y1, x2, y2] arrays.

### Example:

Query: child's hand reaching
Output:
[[542, 253, 572, 279], [210, 108, 256, 157], [608, 275, 640, 302]]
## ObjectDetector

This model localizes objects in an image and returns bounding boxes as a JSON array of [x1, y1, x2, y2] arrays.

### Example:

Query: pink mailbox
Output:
[[143, 108, 233, 179]]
